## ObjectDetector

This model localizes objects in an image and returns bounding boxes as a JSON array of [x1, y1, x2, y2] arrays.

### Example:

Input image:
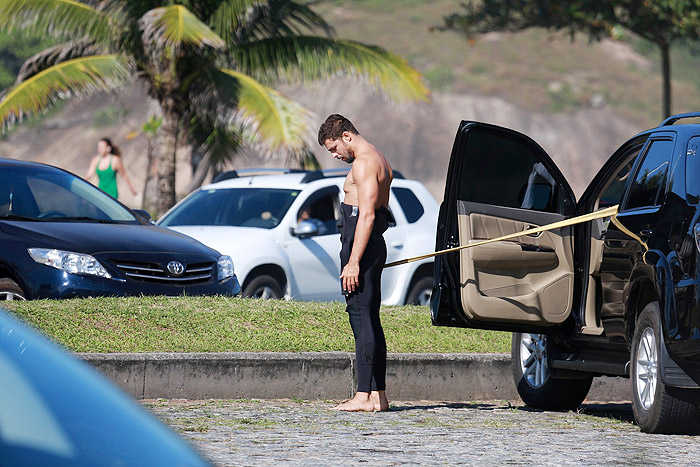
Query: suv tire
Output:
[[0, 278, 26, 300], [631, 302, 700, 434], [512, 332, 592, 410], [406, 276, 433, 306], [243, 274, 283, 299]]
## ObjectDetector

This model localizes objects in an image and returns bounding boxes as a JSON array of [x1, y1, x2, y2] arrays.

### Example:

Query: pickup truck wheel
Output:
[[243, 274, 283, 299], [631, 302, 700, 434], [406, 277, 433, 306], [512, 332, 592, 410], [0, 278, 26, 300]]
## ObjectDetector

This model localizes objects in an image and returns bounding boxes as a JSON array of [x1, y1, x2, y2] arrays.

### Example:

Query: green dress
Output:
[[96, 155, 118, 198]]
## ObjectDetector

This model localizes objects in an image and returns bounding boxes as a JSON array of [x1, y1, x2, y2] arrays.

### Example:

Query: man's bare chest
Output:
[[343, 172, 358, 204]]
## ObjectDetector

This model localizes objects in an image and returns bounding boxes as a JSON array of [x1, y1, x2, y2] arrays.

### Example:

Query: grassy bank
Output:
[[3, 296, 510, 354]]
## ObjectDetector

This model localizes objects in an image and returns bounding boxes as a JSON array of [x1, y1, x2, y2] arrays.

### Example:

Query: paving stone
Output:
[[142, 399, 700, 466]]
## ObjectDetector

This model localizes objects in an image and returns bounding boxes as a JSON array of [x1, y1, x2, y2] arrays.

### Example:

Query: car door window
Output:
[[296, 192, 339, 236], [625, 139, 673, 210], [596, 148, 640, 209], [686, 137, 700, 204], [392, 187, 424, 223], [457, 129, 559, 212]]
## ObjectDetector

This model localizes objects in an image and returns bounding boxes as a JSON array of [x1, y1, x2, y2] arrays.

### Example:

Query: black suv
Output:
[[432, 113, 700, 434]]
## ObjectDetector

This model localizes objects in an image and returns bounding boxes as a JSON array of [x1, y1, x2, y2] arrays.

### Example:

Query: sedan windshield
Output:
[[159, 188, 300, 229], [0, 166, 137, 222]]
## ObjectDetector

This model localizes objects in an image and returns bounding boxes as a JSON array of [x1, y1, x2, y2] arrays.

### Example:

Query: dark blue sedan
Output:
[[0, 158, 241, 299]]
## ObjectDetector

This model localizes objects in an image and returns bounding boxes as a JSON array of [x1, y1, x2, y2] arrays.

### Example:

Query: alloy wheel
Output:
[[519, 333, 549, 389], [413, 289, 432, 306], [635, 327, 658, 410], [254, 286, 277, 299], [0, 291, 26, 300]]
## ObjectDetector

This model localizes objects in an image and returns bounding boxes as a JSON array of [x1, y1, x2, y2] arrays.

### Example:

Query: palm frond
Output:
[[233, 36, 429, 102], [139, 5, 225, 52], [187, 67, 243, 129], [0, 0, 112, 42], [234, 0, 334, 42], [221, 68, 313, 157], [17, 40, 106, 82], [0, 54, 131, 130], [209, 0, 263, 44], [188, 116, 243, 168]]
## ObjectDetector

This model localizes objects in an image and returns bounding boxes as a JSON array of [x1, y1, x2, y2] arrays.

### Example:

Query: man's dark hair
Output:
[[317, 114, 359, 145]]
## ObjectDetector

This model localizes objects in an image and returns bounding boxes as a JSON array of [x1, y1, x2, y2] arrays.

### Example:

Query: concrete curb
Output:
[[80, 352, 632, 402]]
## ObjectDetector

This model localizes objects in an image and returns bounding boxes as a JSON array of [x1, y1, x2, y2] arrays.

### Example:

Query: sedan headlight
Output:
[[217, 255, 234, 281], [28, 248, 111, 279]]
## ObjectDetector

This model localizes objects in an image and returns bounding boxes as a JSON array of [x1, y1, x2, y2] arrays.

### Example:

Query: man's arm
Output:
[[340, 160, 378, 294]]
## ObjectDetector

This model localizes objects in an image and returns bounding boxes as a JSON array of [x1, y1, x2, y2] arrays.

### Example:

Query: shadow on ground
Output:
[[387, 400, 635, 423]]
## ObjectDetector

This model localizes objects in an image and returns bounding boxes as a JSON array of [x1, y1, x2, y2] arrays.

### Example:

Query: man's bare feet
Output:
[[332, 392, 375, 412], [371, 390, 389, 412]]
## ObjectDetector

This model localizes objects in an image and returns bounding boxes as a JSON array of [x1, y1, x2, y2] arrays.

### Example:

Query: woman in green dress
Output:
[[85, 138, 137, 200]]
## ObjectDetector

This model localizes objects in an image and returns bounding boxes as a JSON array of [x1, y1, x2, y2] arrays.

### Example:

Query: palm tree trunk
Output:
[[660, 41, 671, 119], [141, 138, 157, 211], [156, 105, 180, 217], [187, 150, 211, 193]]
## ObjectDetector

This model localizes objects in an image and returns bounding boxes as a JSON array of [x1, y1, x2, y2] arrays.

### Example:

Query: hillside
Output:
[[2, 0, 699, 208]]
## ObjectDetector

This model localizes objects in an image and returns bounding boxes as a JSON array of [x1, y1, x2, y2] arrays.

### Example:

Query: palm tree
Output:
[[0, 0, 428, 215]]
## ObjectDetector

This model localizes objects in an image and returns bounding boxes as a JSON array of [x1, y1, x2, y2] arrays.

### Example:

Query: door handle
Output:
[[524, 225, 542, 238], [390, 242, 404, 248], [639, 229, 653, 240]]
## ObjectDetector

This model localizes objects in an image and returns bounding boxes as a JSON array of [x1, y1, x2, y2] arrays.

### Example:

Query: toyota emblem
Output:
[[166, 261, 185, 276]]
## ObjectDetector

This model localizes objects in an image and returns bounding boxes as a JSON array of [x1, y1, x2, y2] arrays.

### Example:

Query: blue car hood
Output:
[[0, 221, 218, 256]]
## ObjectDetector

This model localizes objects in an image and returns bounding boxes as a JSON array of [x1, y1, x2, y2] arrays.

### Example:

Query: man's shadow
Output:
[[388, 401, 635, 423]]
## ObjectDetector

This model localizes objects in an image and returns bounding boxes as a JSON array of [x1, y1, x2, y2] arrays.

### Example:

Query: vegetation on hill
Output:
[[439, 0, 700, 118], [314, 0, 700, 123]]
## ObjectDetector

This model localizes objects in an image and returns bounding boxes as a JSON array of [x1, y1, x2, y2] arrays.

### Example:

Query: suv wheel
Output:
[[0, 278, 26, 300], [406, 277, 433, 306], [243, 274, 283, 299], [631, 302, 700, 434], [512, 332, 592, 410]]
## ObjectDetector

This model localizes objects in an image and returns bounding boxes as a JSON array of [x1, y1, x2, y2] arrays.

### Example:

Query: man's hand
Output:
[[340, 261, 360, 293]]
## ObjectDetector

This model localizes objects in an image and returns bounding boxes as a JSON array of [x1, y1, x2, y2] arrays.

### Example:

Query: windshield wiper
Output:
[[0, 214, 40, 222], [42, 216, 112, 223]]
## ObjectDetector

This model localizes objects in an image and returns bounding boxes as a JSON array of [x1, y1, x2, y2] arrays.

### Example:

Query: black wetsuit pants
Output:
[[339, 203, 388, 393]]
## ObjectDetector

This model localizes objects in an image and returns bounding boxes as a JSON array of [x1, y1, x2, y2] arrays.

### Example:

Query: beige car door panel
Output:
[[457, 201, 574, 325]]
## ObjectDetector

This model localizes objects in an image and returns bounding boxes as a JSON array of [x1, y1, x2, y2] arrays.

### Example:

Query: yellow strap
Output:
[[385, 204, 623, 268]]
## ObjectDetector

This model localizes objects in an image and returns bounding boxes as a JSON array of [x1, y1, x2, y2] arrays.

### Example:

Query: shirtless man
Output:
[[318, 114, 393, 412]]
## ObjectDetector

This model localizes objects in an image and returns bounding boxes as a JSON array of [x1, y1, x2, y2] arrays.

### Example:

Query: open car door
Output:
[[432, 122, 577, 333]]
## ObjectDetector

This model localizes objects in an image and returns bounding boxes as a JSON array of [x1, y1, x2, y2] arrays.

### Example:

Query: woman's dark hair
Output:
[[100, 137, 121, 156], [317, 114, 359, 145]]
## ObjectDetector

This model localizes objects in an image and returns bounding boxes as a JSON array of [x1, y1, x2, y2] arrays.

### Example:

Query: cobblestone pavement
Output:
[[143, 399, 700, 466]]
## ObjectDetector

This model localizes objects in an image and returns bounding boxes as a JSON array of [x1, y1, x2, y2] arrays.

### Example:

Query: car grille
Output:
[[115, 260, 214, 285]]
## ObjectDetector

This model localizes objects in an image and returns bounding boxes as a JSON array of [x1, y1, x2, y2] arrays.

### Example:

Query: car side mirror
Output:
[[133, 209, 153, 223], [292, 220, 318, 239], [132, 209, 153, 222]]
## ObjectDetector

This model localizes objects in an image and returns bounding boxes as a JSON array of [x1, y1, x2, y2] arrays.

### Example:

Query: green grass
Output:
[[2, 296, 511, 354]]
